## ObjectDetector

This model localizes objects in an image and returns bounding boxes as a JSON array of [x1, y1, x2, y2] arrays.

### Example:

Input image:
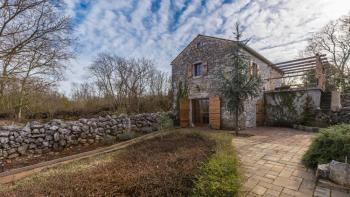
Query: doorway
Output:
[[256, 99, 265, 126], [192, 98, 209, 126]]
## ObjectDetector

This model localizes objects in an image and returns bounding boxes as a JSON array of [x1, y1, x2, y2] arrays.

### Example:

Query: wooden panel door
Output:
[[192, 99, 209, 126], [209, 96, 221, 129], [180, 98, 189, 128], [256, 100, 265, 126]]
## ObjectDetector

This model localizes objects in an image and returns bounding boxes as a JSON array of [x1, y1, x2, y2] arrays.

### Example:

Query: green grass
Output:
[[192, 132, 241, 197], [302, 124, 350, 169]]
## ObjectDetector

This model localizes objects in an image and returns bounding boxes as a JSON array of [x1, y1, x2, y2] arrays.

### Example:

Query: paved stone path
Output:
[[233, 127, 349, 197]]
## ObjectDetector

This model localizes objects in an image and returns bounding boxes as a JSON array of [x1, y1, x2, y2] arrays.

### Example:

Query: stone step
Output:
[[317, 179, 350, 194]]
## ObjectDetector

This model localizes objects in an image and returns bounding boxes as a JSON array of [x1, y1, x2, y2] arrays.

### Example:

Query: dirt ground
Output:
[[0, 131, 216, 197], [3, 143, 109, 171]]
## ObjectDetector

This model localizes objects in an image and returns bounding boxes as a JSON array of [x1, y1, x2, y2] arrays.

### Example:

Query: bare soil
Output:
[[0, 132, 216, 197], [3, 143, 108, 171]]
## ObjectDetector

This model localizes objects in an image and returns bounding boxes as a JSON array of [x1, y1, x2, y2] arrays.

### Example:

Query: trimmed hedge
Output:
[[302, 124, 350, 169]]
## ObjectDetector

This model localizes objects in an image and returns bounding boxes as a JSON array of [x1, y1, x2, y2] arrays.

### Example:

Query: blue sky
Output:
[[60, 0, 350, 95]]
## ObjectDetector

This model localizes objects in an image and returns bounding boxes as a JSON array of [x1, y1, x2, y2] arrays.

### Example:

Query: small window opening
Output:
[[194, 63, 203, 76], [250, 62, 258, 76]]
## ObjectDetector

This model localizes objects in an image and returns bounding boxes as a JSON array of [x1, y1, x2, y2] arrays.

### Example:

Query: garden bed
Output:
[[0, 130, 241, 196], [2, 142, 110, 171]]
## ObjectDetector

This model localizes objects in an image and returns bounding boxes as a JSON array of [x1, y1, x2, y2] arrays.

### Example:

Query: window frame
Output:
[[193, 62, 203, 77], [250, 61, 259, 77]]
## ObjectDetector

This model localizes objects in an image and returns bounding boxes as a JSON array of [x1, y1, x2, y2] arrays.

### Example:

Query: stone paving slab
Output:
[[233, 127, 350, 197]]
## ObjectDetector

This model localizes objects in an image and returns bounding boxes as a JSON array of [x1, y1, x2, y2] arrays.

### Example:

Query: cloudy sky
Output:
[[60, 0, 350, 95]]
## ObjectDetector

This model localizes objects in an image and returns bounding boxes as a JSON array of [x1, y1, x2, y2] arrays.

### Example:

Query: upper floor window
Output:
[[194, 63, 203, 76], [250, 62, 258, 76], [187, 62, 208, 78]]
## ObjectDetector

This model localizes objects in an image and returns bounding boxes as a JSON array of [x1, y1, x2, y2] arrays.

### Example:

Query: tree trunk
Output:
[[235, 108, 239, 135], [18, 96, 23, 120]]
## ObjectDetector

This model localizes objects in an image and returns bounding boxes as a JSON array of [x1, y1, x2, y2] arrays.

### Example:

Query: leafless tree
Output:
[[89, 53, 170, 113], [0, 0, 73, 118], [304, 14, 350, 91]]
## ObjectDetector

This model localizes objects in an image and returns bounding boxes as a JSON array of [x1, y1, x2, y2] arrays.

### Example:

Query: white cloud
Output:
[[60, 0, 350, 94]]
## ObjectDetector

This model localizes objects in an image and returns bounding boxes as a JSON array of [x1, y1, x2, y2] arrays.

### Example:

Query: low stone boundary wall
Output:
[[315, 108, 350, 125], [0, 130, 166, 184], [0, 113, 165, 160]]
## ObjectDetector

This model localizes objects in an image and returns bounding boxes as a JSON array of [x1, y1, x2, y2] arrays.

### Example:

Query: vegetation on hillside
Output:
[[302, 124, 350, 169]]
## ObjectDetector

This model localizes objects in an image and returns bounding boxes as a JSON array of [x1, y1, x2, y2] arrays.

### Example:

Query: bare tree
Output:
[[0, 0, 73, 119], [89, 53, 169, 113], [304, 14, 350, 91]]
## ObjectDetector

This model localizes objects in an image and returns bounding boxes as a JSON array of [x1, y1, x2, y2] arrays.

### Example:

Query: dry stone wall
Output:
[[0, 113, 163, 160], [341, 93, 350, 108]]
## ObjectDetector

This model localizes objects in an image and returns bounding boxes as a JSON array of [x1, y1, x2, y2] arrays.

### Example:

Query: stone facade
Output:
[[0, 113, 163, 161], [171, 35, 282, 129]]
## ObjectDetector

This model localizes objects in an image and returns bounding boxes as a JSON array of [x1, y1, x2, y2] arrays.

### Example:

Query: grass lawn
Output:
[[0, 129, 241, 196]]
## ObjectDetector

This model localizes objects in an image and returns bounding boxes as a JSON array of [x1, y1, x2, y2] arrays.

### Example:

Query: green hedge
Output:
[[192, 133, 241, 196], [302, 124, 350, 169]]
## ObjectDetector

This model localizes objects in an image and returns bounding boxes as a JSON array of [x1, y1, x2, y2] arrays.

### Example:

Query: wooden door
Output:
[[192, 99, 209, 126], [180, 98, 189, 128], [209, 96, 221, 129], [256, 100, 265, 126]]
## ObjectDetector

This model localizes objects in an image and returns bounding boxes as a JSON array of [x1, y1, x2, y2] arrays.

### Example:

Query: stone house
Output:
[[171, 35, 282, 129]]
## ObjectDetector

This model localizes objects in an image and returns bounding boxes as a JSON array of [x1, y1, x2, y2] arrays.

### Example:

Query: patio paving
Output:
[[233, 127, 350, 197]]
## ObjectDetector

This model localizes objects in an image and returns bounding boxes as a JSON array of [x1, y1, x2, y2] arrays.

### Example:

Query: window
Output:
[[250, 62, 258, 76], [194, 63, 202, 76]]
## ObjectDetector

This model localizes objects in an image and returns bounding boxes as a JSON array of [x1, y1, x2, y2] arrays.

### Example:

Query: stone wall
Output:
[[316, 108, 350, 125], [315, 93, 350, 125], [265, 88, 322, 126], [341, 93, 350, 108], [171, 35, 282, 129], [0, 113, 163, 160]]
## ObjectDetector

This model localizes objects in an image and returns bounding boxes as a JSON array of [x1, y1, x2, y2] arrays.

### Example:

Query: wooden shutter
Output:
[[187, 65, 193, 78], [179, 98, 189, 127], [203, 62, 208, 76], [256, 99, 265, 126], [209, 96, 220, 129]]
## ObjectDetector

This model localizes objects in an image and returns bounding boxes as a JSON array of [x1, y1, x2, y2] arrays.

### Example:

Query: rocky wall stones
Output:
[[0, 113, 164, 161], [316, 108, 350, 125], [316, 160, 350, 187], [341, 93, 350, 108]]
